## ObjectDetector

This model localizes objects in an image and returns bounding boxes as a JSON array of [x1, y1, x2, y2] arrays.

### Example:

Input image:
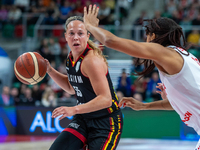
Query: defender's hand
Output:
[[156, 83, 167, 100], [119, 97, 145, 111], [84, 4, 99, 29]]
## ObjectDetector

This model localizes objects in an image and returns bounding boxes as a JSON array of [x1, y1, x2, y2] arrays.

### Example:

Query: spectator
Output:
[[146, 71, 161, 101], [117, 68, 132, 97], [132, 10, 148, 40], [118, 0, 129, 21], [19, 87, 35, 106], [166, 0, 177, 15], [73, 0, 84, 16], [41, 86, 57, 107], [58, 1, 73, 24], [0, 5, 8, 28], [0, 86, 14, 106], [43, 1, 59, 25], [32, 84, 43, 105], [98, 0, 113, 25], [7, 5, 22, 24], [10, 87, 20, 106], [187, 30, 200, 45], [14, 0, 30, 12], [192, 13, 200, 25], [131, 76, 147, 100], [49, 38, 61, 66]]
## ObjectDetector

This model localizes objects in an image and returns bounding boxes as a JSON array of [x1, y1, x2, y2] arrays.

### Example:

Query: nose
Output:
[[74, 33, 79, 40]]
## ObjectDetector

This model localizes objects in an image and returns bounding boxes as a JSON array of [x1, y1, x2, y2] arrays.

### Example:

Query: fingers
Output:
[[88, 4, 92, 14], [156, 91, 161, 95], [84, 6, 87, 16], [59, 115, 66, 120], [52, 107, 64, 118], [85, 4, 99, 16], [119, 97, 133, 107]]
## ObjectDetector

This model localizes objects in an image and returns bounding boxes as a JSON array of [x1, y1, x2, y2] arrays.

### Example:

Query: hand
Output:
[[44, 59, 52, 73], [52, 106, 76, 120], [156, 83, 167, 100], [84, 4, 99, 29], [119, 97, 145, 111]]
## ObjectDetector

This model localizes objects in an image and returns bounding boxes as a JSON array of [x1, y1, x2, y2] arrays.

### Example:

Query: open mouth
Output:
[[73, 43, 80, 46]]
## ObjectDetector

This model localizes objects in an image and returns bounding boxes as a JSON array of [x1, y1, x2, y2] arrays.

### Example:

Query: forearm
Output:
[[86, 24, 114, 46], [47, 66, 75, 94], [74, 95, 112, 114], [144, 99, 174, 110]]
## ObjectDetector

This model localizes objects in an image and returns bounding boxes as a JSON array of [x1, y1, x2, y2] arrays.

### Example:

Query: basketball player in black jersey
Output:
[[45, 16, 123, 150]]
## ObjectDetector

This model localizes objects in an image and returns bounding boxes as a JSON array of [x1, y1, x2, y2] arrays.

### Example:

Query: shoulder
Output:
[[83, 50, 105, 67], [81, 50, 107, 75]]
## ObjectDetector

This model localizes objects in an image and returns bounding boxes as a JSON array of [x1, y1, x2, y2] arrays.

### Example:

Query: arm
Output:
[[83, 5, 166, 62], [118, 82, 174, 110], [75, 53, 112, 113], [119, 97, 173, 111], [52, 53, 112, 120], [45, 59, 75, 95]]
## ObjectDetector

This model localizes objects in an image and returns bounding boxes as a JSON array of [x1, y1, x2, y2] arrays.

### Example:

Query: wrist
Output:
[[47, 66, 52, 74], [142, 103, 148, 110], [74, 105, 79, 114]]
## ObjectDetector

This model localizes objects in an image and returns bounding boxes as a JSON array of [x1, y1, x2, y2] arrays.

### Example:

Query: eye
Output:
[[78, 32, 83, 35], [69, 32, 74, 35]]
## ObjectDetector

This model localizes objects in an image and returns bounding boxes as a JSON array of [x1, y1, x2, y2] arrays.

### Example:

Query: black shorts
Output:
[[49, 110, 123, 150]]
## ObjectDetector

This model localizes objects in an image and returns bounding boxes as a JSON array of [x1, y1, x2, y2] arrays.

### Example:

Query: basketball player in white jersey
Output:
[[83, 5, 200, 149]]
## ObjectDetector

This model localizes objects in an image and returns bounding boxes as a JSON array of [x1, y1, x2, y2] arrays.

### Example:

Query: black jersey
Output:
[[66, 44, 120, 119]]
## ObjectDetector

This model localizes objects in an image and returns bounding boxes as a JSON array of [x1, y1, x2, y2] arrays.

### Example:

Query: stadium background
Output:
[[0, 0, 200, 149]]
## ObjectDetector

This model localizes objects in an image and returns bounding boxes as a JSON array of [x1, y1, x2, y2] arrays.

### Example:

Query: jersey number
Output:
[[73, 86, 82, 97]]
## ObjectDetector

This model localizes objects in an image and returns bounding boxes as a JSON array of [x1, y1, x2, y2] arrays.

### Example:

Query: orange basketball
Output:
[[14, 52, 47, 85]]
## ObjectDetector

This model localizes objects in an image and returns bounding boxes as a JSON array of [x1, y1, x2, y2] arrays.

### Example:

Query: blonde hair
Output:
[[65, 16, 108, 65]]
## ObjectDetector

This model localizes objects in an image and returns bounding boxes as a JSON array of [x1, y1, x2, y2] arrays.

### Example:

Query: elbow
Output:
[[105, 96, 112, 108]]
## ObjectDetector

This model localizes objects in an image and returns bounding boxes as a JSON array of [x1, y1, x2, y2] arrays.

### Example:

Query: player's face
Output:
[[65, 20, 89, 53]]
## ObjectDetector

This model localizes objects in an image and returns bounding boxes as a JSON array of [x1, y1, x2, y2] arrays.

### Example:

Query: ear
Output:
[[151, 33, 156, 40], [87, 32, 90, 41]]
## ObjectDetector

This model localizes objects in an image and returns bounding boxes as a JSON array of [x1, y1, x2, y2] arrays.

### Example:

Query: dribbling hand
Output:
[[84, 4, 99, 28], [119, 97, 145, 111], [44, 59, 52, 73], [52, 106, 76, 120]]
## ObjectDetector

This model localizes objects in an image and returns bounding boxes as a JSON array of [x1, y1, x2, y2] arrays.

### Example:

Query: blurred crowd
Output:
[[1, 0, 200, 107], [132, 0, 200, 53], [116, 58, 161, 103]]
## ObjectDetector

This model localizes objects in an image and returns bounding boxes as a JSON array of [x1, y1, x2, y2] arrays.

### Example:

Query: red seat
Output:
[[14, 25, 23, 38], [52, 25, 65, 37], [58, 37, 67, 48]]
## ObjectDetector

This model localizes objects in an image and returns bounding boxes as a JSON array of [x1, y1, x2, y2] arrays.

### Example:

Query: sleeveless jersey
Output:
[[66, 44, 120, 119], [158, 45, 200, 135]]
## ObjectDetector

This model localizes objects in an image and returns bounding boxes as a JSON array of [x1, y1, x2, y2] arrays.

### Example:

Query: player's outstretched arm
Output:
[[45, 59, 75, 95], [83, 5, 167, 63], [119, 98, 174, 111]]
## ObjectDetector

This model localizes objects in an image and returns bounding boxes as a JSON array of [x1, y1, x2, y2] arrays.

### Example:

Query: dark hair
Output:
[[134, 17, 188, 78]]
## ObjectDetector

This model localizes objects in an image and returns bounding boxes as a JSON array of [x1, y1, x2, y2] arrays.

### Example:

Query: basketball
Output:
[[14, 52, 47, 85]]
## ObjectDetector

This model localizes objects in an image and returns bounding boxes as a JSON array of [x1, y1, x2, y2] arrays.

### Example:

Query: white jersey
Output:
[[158, 45, 200, 135]]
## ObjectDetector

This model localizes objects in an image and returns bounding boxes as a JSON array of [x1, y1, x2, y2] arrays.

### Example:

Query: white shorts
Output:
[[195, 139, 200, 150]]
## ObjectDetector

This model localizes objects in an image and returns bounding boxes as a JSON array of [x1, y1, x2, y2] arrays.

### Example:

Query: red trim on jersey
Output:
[[106, 69, 108, 76], [69, 44, 91, 67], [80, 49, 93, 78], [63, 128, 87, 144]]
